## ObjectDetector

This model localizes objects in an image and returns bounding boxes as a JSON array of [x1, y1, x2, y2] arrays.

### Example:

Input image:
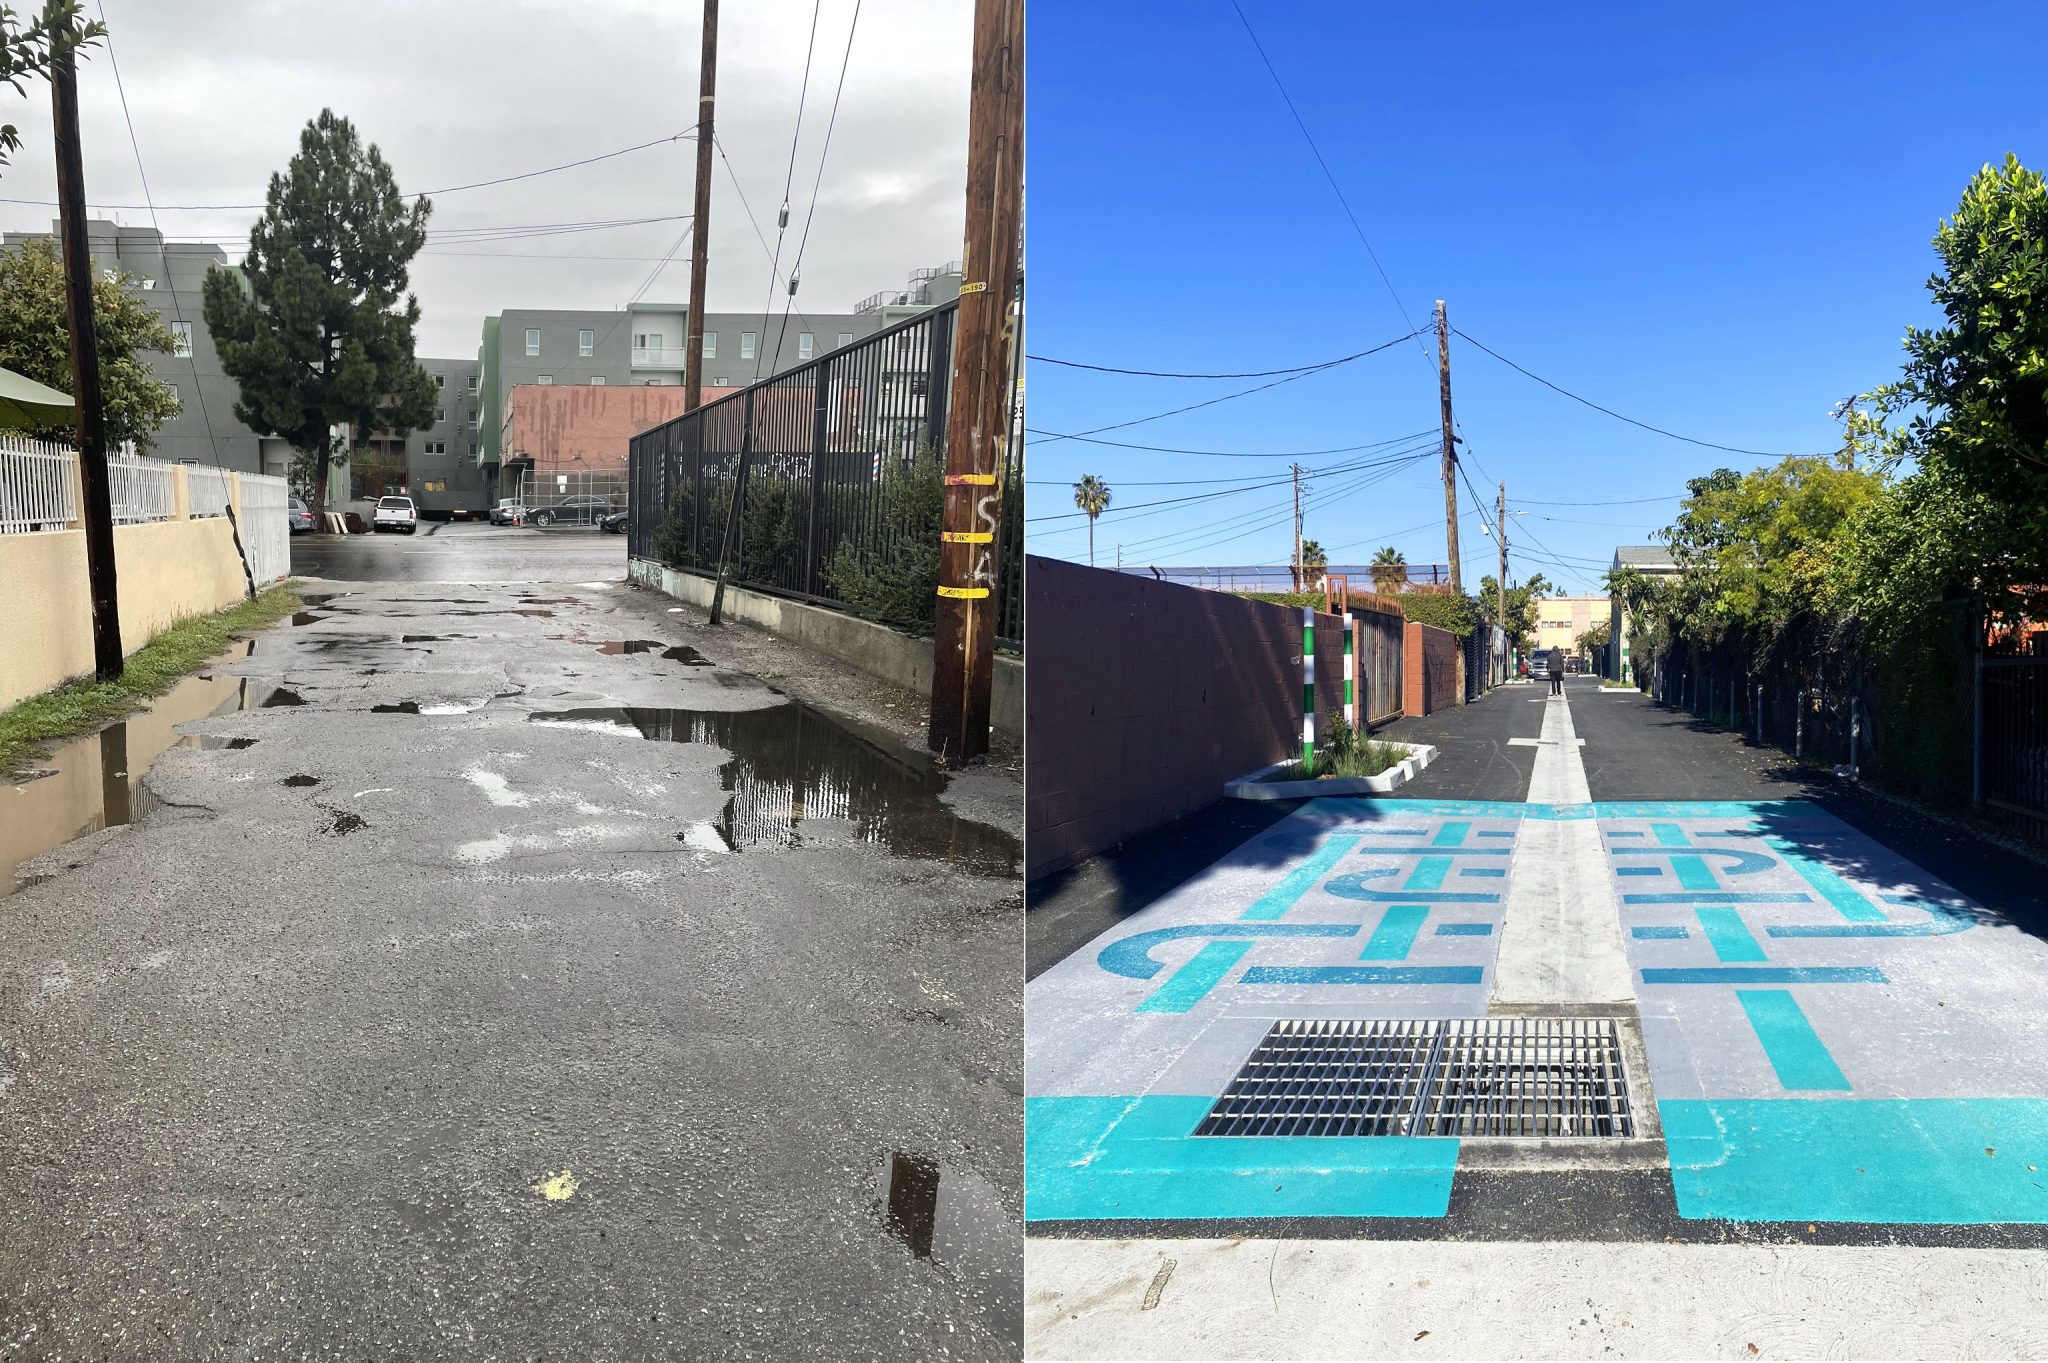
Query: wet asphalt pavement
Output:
[[0, 525, 1023, 1360]]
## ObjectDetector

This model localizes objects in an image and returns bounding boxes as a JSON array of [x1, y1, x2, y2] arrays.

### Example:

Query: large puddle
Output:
[[528, 704, 1019, 877], [876, 1151, 1019, 1341], [1, 654, 294, 897]]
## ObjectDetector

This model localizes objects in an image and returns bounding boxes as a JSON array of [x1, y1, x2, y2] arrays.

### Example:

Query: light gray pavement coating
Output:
[[0, 528, 1021, 1360]]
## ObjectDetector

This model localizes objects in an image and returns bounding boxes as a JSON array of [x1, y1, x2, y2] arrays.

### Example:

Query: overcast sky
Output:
[[0, 0, 970, 358]]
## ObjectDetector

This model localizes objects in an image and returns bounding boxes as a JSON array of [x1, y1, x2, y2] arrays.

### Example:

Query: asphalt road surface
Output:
[[1, 529, 1022, 1360], [1025, 675, 2048, 1358]]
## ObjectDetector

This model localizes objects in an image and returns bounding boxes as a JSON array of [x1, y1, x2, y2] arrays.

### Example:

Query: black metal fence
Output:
[[1980, 652, 2048, 835], [627, 299, 1024, 647]]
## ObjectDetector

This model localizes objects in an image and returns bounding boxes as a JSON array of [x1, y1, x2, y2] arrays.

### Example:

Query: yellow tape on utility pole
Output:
[[936, 585, 990, 599], [941, 531, 994, 543]]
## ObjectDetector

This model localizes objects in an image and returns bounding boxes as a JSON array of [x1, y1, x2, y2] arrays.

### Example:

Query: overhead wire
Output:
[[1026, 442, 1437, 523], [1021, 425, 1436, 460], [765, 0, 864, 378], [751, 0, 824, 382]]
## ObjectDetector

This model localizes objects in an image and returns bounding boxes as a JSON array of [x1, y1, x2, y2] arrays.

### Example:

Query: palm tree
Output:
[[1369, 546, 1408, 593], [1073, 474, 1111, 567], [1300, 539, 1328, 592]]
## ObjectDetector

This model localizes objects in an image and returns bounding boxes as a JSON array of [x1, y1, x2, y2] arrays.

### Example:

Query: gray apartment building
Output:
[[0, 219, 294, 476], [474, 261, 965, 499]]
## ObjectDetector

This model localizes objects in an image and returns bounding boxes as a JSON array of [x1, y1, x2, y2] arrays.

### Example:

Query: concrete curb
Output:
[[1222, 741, 1438, 801]]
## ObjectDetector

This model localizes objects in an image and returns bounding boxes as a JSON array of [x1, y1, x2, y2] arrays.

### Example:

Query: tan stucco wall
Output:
[[1535, 594, 1610, 658], [0, 517, 251, 711]]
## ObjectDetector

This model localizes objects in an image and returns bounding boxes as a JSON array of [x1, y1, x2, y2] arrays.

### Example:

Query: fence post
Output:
[[803, 355, 831, 596], [1301, 606, 1316, 771], [1971, 601, 1984, 809], [1755, 682, 1763, 744], [708, 391, 755, 626], [1849, 694, 1861, 778], [1796, 687, 1805, 759], [1344, 613, 1356, 729]]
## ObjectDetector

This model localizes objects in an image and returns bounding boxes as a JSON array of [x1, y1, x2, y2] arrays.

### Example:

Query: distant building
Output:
[[1535, 594, 1611, 664], [1609, 545, 1680, 682], [0, 220, 294, 476]]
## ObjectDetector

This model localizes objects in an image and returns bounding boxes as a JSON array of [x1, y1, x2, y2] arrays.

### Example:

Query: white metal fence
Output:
[[237, 471, 291, 585], [0, 435, 77, 534], [109, 454, 178, 525], [186, 463, 234, 518]]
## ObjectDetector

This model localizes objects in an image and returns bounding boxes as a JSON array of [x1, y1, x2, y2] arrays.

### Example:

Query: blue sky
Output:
[[1023, 1, 2048, 594]]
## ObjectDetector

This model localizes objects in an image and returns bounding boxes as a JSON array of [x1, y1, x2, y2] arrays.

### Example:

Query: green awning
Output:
[[0, 366, 74, 430]]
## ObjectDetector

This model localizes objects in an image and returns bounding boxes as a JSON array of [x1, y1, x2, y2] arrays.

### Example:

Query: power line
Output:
[[752, 0, 823, 382], [1027, 343, 1422, 380], [1102, 455, 1425, 558], [1026, 444, 1435, 523], [1453, 326, 1809, 459], [1512, 492, 1683, 507], [713, 133, 821, 342], [1021, 425, 1437, 459], [0, 131, 698, 212], [766, 0, 864, 379], [1139, 461, 1420, 560], [1225, 0, 1436, 381], [1031, 328, 1423, 446]]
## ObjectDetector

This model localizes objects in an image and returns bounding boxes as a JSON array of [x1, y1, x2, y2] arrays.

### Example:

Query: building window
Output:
[[741, 331, 757, 360], [424, 440, 446, 456], [590, 376, 606, 385], [644, 379, 663, 386], [435, 407, 445, 424], [168, 383, 179, 403], [578, 328, 594, 356], [702, 332, 717, 358], [467, 373, 479, 392], [422, 480, 447, 492], [633, 333, 647, 349], [434, 373, 444, 388], [798, 332, 814, 360], [713, 377, 726, 387], [525, 328, 541, 356], [468, 409, 478, 429], [837, 332, 852, 349], [170, 320, 192, 357], [537, 375, 553, 385]]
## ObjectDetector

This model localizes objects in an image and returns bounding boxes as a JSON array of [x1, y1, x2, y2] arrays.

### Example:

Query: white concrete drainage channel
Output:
[[1196, 1016, 1637, 1139]]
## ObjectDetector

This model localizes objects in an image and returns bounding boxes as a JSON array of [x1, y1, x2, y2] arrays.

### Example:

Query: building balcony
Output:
[[631, 345, 691, 369]]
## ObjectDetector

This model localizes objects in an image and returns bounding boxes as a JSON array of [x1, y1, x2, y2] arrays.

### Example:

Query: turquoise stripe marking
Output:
[[1625, 892, 1810, 904], [1459, 867, 1506, 878], [1632, 925, 1689, 939], [1242, 965, 1485, 986], [1661, 1098, 2048, 1223], [1671, 854, 1719, 890], [1435, 923, 1493, 936], [1351, 847, 1511, 856], [1694, 906, 1767, 962], [1357, 828, 1430, 836], [1652, 822, 1692, 847], [1762, 836, 1889, 922], [1736, 990, 1851, 1091], [1477, 830, 1515, 839], [1024, 1095, 1457, 1222], [1240, 834, 1361, 921], [1405, 856, 1451, 891], [1642, 966, 1886, 985], [1607, 830, 1646, 838], [1616, 866, 1662, 877], [1361, 905, 1429, 960], [1135, 940, 1252, 1014], [1432, 821, 1471, 847]]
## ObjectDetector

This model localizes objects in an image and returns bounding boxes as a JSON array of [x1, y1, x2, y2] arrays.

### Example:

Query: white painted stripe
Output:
[[1492, 681, 1632, 1004]]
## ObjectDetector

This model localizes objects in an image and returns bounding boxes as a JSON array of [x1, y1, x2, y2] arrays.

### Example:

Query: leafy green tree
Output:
[[1398, 587, 1481, 638], [0, 235, 179, 450], [1300, 539, 1327, 590], [1475, 572, 1552, 654], [202, 109, 437, 525], [0, 4, 102, 173], [1576, 620, 1612, 654], [1072, 473, 1110, 567]]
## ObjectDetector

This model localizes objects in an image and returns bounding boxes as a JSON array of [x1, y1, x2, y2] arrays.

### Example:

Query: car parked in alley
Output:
[[524, 494, 614, 527], [288, 497, 316, 534], [372, 495, 419, 534], [490, 497, 525, 526], [598, 507, 629, 534]]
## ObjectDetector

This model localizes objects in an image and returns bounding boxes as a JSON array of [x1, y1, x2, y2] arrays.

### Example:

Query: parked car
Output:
[[524, 494, 615, 527], [372, 495, 419, 534], [598, 507, 629, 535], [489, 497, 525, 526], [288, 497, 316, 534]]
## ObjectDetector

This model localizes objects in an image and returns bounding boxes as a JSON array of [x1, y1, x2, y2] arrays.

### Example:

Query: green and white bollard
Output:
[[1343, 614, 1357, 730], [1301, 607, 1316, 771]]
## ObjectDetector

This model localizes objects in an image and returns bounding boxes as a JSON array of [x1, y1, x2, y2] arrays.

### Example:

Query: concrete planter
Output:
[[1223, 741, 1438, 801]]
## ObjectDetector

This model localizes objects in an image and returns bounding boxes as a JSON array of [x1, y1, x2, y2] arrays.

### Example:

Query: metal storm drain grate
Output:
[[1196, 1017, 1633, 1139]]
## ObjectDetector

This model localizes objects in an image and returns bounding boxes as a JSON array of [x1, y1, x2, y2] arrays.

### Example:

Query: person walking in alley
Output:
[[1549, 647, 1565, 697]]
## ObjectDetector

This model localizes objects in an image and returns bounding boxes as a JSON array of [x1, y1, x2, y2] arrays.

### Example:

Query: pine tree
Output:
[[202, 109, 437, 526]]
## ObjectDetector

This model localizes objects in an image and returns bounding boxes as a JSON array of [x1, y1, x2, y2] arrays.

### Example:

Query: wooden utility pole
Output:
[[683, 0, 718, 412], [1291, 462, 1304, 592], [52, 22, 122, 681], [1436, 300, 1461, 595], [1496, 480, 1508, 670], [928, 0, 1023, 765]]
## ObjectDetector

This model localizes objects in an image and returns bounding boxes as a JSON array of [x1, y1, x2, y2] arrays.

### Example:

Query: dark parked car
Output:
[[524, 495, 615, 527], [598, 507, 629, 535]]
